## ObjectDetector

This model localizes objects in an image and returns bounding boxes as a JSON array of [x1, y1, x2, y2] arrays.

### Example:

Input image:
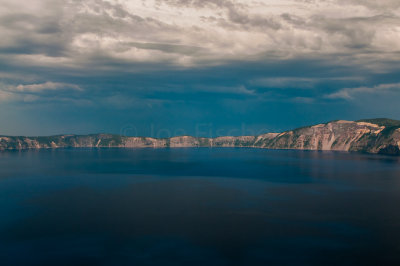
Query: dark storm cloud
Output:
[[0, 13, 66, 56], [0, 0, 400, 135], [310, 14, 399, 49]]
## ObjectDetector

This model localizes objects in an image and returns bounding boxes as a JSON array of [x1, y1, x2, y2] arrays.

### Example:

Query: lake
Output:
[[0, 148, 400, 265]]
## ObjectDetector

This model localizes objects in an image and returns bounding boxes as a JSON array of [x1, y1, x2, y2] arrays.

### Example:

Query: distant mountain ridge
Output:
[[1, 118, 400, 156]]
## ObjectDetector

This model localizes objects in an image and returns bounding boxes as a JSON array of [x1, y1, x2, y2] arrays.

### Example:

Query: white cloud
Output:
[[325, 83, 400, 100], [251, 77, 316, 89], [0, 90, 14, 101], [12, 82, 82, 93], [0, 81, 83, 102], [0, 0, 399, 69], [250, 76, 365, 89]]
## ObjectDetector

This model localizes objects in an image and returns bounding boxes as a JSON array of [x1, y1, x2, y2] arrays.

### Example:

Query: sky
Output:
[[0, 0, 400, 137]]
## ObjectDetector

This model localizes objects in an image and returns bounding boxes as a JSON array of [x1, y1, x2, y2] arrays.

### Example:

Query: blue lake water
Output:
[[0, 148, 400, 265]]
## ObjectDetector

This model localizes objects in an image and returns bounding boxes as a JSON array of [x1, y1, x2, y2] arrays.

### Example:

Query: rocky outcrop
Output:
[[1, 119, 400, 156]]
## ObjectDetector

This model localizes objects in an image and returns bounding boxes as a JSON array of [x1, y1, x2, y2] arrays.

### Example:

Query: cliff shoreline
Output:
[[1, 119, 400, 156]]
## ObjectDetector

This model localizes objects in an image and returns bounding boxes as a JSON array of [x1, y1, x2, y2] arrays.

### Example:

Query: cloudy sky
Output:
[[1, 0, 400, 136]]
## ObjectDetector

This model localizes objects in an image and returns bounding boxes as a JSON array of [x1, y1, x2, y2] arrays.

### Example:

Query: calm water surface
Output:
[[0, 148, 400, 265]]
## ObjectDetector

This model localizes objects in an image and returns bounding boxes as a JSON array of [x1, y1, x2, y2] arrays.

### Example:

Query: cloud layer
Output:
[[0, 0, 400, 135], [1, 0, 399, 69]]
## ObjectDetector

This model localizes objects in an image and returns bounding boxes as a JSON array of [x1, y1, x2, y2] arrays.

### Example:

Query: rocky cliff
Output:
[[1, 118, 400, 155]]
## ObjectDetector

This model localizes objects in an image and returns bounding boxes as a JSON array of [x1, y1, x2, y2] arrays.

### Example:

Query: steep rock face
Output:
[[0, 134, 124, 150], [354, 127, 400, 155], [210, 136, 257, 147], [253, 133, 280, 147], [123, 137, 167, 148], [261, 121, 387, 151], [1, 119, 400, 156], [169, 136, 202, 147]]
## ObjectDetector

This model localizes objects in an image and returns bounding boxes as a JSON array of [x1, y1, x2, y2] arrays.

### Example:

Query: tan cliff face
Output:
[[210, 136, 256, 147], [261, 121, 386, 152], [124, 137, 167, 148], [290, 120, 399, 155], [0, 119, 399, 156], [169, 136, 201, 147]]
